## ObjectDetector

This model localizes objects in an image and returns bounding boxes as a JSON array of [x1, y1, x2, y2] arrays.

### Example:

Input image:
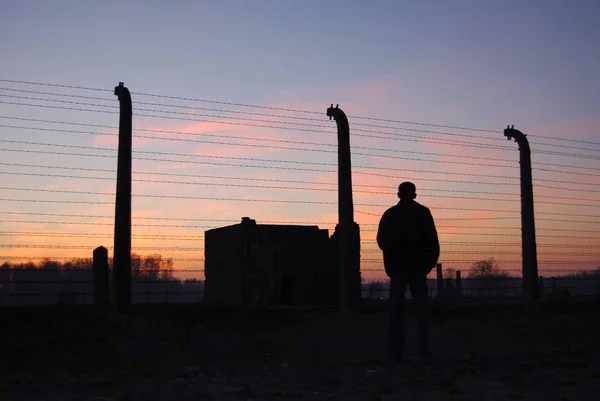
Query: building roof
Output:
[[205, 217, 327, 234]]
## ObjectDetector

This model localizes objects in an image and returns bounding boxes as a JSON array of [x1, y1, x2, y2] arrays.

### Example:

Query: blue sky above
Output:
[[2, 0, 599, 127]]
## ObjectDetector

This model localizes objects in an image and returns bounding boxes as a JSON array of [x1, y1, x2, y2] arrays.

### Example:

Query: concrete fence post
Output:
[[93, 246, 110, 307], [436, 263, 444, 296], [113, 82, 133, 312], [504, 126, 539, 301]]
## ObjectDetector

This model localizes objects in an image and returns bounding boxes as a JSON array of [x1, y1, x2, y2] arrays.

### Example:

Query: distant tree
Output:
[[0, 262, 13, 303], [2, 254, 201, 305], [39, 259, 64, 302], [465, 258, 514, 298], [444, 267, 457, 280], [131, 253, 143, 277], [142, 254, 162, 280], [160, 258, 175, 280], [571, 266, 600, 278], [12, 262, 37, 304], [468, 258, 508, 278]]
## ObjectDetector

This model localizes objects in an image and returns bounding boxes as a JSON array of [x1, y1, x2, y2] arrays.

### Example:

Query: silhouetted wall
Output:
[[204, 217, 336, 306]]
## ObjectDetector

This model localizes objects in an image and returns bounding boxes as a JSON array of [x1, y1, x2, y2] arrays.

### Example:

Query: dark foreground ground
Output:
[[1, 298, 599, 401]]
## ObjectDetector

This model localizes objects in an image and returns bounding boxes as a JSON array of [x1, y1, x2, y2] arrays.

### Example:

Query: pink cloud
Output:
[[92, 128, 155, 148], [177, 121, 246, 134], [191, 142, 276, 159], [39, 180, 96, 191], [93, 134, 154, 148], [126, 115, 330, 161]]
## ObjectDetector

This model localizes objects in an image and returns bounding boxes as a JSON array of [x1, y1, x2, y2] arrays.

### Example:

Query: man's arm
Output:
[[376, 209, 392, 251], [423, 208, 440, 264]]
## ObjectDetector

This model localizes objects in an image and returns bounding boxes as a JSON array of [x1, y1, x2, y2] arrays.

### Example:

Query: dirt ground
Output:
[[1, 299, 599, 401]]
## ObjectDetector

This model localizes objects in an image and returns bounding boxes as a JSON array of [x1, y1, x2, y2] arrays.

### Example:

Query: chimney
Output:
[[241, 217, 256, 225]]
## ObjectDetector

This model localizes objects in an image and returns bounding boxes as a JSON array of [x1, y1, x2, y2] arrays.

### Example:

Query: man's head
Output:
[[397, 181, 417, 200]]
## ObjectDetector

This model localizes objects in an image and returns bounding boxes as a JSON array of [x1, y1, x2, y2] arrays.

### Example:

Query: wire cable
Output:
[[11, 93, 600, 154], [1, 210, 599, 225], [9, 99, 597, 156], [0, 244, 204, 251], [4, 142, 600, 189], [3, 138, 600, 184], [2, 231, 597, 250], [4, 186, 599, 208], [0, 88, 514, 142], [4, 122, 600, 172], [0, 125, 523, 169], [0, 220, 597, 239], [2, 114, 597, 161], [0, 231, 204, 241], [3, 78, 600, 147], [358, 209, 600, 219], [0, 144, 525, 181], [0, 140, 573, 185], [3, 161, 599, 193], [0, 100, 522, 152], [3, 173, 599, 204], [0, 79, 112, 92]]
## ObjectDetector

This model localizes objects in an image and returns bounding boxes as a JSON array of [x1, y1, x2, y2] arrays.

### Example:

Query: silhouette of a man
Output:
[[377, 181, 440, 363]]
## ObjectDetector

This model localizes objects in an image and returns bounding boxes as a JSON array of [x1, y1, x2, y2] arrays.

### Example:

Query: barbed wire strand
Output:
[[2, 161, 599, 193], [3, 170, 600, 204], [3, 78, 600, 147], [3, 144, 600, 187], [3, 115, 597, 161], [1, 231, 598, 249], [2, 211, 598, 224], [5, 92, 600, 154], [3, 122, 600, 172], [5, 100, 600, 158], [2, 186, 599, 208]]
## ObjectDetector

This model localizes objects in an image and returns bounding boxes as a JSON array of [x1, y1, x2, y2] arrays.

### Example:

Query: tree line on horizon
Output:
[[363, 258, 600, 299], [0, 254, 204, 305], [1, 256, 598, 304]]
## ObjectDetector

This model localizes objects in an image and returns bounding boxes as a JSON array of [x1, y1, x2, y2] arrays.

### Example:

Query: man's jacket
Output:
[[377, 200, 440, 278]]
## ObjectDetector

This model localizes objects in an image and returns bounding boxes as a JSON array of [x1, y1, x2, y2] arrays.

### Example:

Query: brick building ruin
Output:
[[203, 217, 343, 306]]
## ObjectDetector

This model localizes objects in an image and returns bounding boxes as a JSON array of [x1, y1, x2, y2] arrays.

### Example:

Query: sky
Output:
[[0, 0, 599, 281]]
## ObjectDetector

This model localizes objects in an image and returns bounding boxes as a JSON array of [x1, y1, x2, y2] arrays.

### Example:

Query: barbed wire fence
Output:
[[0, 78, 599, 306]]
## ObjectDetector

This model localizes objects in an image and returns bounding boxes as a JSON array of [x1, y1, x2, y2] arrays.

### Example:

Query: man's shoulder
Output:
[[409, 202, 433, 220], [416, 202, 432, 214], [381, 205, 397, 218], [382, 201, 432, 217]]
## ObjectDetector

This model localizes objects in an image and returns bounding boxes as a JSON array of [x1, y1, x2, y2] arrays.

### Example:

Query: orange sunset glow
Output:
[[1, 80, 599, 284]]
